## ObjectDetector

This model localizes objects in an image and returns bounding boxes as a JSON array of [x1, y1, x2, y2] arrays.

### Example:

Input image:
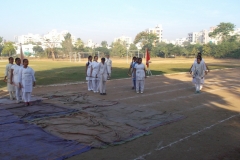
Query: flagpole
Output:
[[20, 43, 24, 64], [146, 48, 152, 76]]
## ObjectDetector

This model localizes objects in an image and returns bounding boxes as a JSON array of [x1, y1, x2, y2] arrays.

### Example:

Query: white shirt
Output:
[[11, 64, 22, 83], [105, 58, 112, 67]]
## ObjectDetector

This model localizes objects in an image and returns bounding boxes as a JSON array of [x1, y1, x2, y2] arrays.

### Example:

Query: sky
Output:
[[1, 0, 240, 44]]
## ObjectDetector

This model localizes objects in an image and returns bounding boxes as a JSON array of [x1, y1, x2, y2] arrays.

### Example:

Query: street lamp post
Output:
[[127, 46, 129, 63]]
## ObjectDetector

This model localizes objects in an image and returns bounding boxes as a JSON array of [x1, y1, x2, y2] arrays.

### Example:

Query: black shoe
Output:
[[103, 93, 106, 95], [132, 87, 134, 90], [100, 93, 103, 95]]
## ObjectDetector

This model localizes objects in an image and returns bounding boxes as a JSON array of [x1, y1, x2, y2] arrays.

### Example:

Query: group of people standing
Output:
[[85, 55, 112, 95], [4, 57, 36, 106]]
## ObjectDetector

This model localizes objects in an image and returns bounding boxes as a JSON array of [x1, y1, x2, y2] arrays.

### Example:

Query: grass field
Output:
[[0, 57, 239, 89]]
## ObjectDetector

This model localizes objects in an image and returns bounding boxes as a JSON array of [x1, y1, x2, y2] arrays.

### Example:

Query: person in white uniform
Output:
[[190, 53, 208, 90], [98, 58, 109, 95], [4, 57, 15, 100], [134, 58, 146, 94], [18, 59, 36, 106], [90, 56, 99, 93], [105, 55, 112, 80], [86, 56, 93, 91], [191, 56, 206, 93], [10, 58, 23, 103]]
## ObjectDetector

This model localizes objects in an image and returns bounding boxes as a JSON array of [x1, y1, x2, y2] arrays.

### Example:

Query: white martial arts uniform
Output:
[[18, 66, 36, 102], [98, 62, 108, 94], [5, 63, 15, 99], [192, 58, 207, 90], [11, 64, 23, 101], [86, 61, 93, 91], [91, 61, 99, 93], [105, 58, 112, 78], [134, 63, 146, 93], [191, 62, 205, 92]]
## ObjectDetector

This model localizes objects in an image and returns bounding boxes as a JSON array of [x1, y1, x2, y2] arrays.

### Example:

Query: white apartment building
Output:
[[43, 29, 76, 48], [146, 24, 163, 42], [14, 29, 76, 48], [114, 36, 133, 46], [175, 38, 188, 46], [188, 32, 201, 44], [14, 34, 43, 44], [85, 39, 100, 48]]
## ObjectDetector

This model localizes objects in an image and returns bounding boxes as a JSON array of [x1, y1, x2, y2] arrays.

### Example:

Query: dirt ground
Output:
[[31, 68, 240, 160]]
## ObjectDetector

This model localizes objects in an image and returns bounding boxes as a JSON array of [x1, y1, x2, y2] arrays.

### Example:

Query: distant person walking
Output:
[[10, 58, 23, 103], [98, 58, 109, 95], [19, 59, 36, 106], [191, 56, 206, 93], [105, 55, 112, 80], [189, 52, 209, 90], [134, 58, 146, 94], [4, 57, 15, 100], [86, 56, 93, 91], [91, 56, 100, 93]]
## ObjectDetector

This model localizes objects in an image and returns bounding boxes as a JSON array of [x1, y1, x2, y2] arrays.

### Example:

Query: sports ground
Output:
[[1, 58, 240, 159]]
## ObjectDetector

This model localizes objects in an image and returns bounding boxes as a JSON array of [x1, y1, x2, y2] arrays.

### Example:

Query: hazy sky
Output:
[[1, 0, 239, 44]]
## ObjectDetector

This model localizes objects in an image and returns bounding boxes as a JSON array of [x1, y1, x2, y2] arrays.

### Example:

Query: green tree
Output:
[[95, 47, 110, 55], [111, 40, 127, 57], [129, 44, 138, 50], [101, 41, 108, 48], [0, 37, 3, 55], [33, 45, 45, 57], [209, 22, 235, 41], [74, 38, 84, 52], [134, 31, 158, 51], [62, 33, 74, 54], [202, 44, 211, 56], [2, 42, 16, 56], [33, 45, 44, 53], [191, 47, 198, 56]]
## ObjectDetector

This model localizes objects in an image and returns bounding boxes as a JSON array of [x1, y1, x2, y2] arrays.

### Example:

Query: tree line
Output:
[[0, 22, 239, 59]]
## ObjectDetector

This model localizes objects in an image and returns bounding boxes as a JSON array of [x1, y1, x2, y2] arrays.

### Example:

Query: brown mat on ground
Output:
[[82, 104, 185, 130], [31, 111, 149, 148], [41, 91, 118, 108]]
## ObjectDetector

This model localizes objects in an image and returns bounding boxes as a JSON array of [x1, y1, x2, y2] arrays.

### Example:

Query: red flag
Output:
[[20, 43, 24, 64], [146, 49, 150, 68]]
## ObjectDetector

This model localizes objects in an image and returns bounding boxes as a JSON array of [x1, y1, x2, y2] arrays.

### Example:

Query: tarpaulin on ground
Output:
[[0, 109, 19, 125], [31, 111, 149, 148], [2, 102, 78, 122], [41, 92, 118, 108], [0, 96, 42, 105], [0, 120, 91, 160], [82, 104, 185, 131]]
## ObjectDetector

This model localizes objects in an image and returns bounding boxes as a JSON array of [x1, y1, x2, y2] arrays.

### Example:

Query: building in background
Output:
[[14, 29, 76, 48], [146, 24, 163, 42], [85, 39, 100, 48], [114, 35, 132, 47], [175, 38, 188, 46], [14, 34, 43, 44]]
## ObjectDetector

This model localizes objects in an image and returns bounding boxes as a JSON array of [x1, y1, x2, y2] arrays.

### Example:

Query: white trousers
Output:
[[107, 66, 111, 78], [23, 92, 31, 102], [87, 80, 93, 90], [99, 81, 106, 93], [195, 84, 203, 91], [15, 86, 22, 101], [9, 91, 15, 100], [92, 79, 99, 92], [136, 80, 145, 92]]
